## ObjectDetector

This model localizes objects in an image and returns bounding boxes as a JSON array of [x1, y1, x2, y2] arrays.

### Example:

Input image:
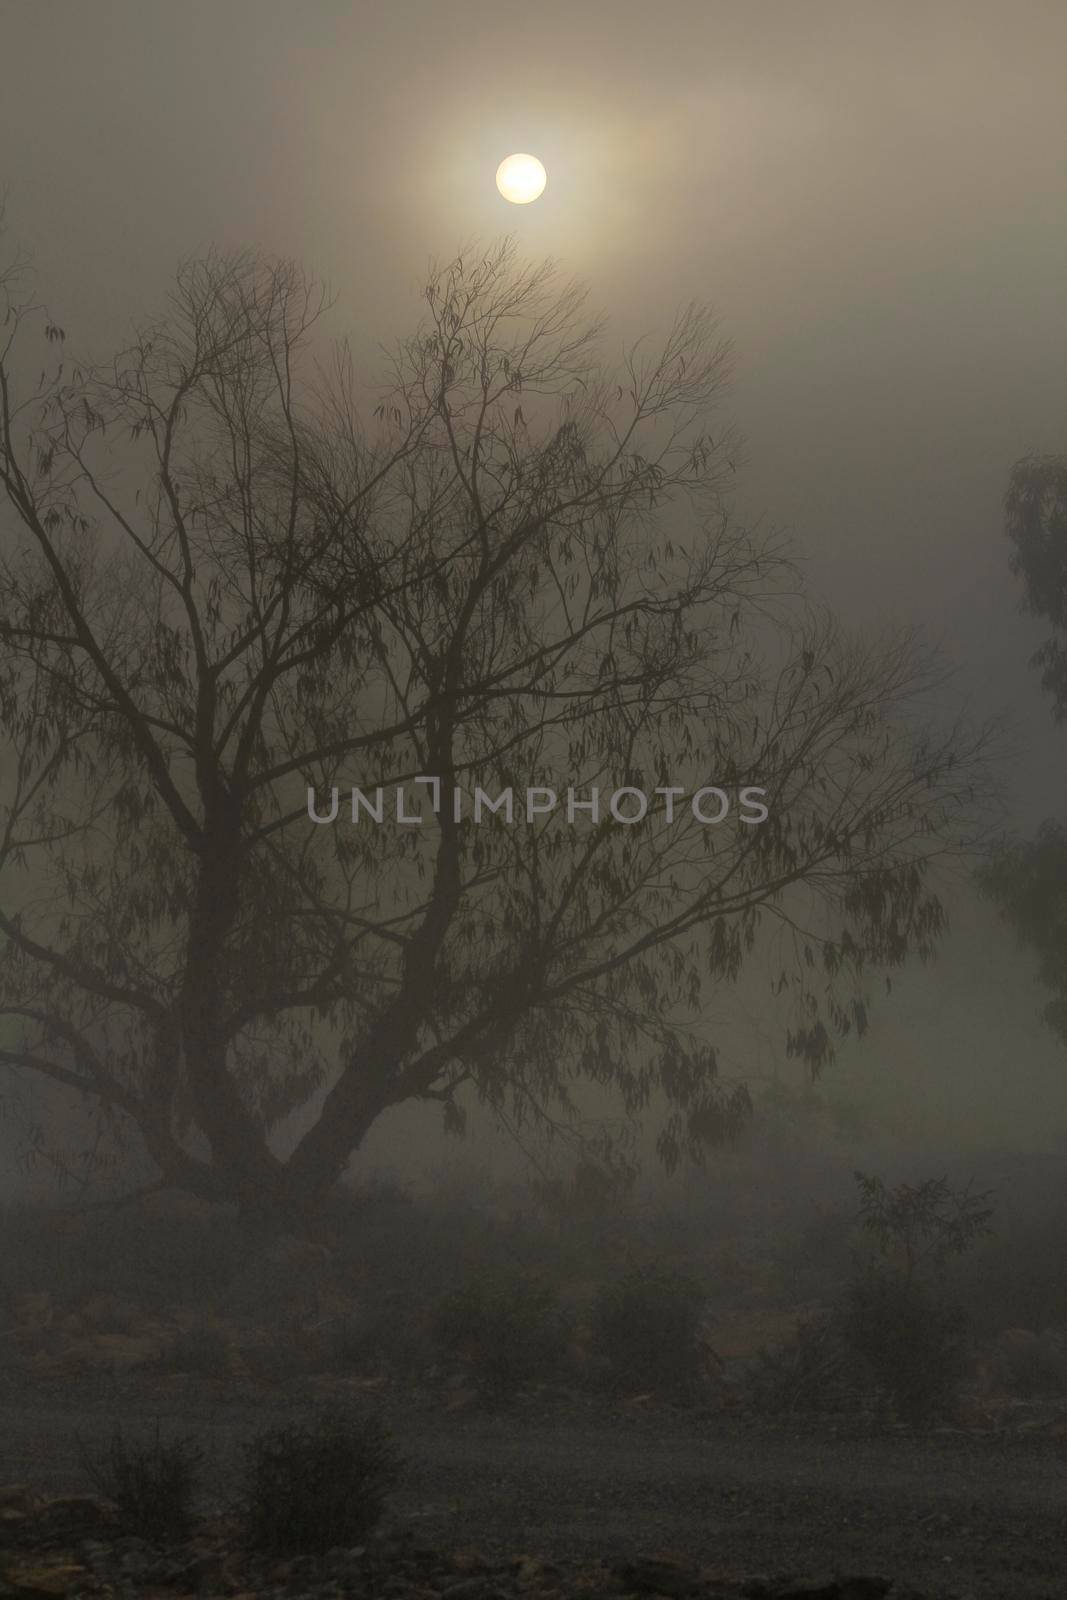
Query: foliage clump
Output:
[[588, 1264, 708, 1398], [238, 1411, 401, 1553], [839, 1267, 970, 1423], [851, 1170, 995, 1279], [430, 1269, 571, 1393], [76, 1423, 203, 1543], [745, 1172, 996, 1424], [837, 1170, 994, 1423], [743, 1313, 854, 1416]]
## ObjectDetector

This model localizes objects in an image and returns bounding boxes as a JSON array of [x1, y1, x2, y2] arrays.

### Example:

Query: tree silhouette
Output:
[[1004, 453, 1067, 720], [0, 237, 994, 1231], [980, 453, 1067, 1041]]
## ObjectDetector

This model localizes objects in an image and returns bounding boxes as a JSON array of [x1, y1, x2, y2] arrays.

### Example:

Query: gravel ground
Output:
[[2, 1373, 1065, 1599]]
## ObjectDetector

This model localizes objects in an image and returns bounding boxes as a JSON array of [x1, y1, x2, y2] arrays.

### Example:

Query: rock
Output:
[[440, 1582, 506, 1600], [513, 1554, 551, 1587], [0, 1484, 45, 1523], [142, 1556, 190, 1584], [740, 1582, 831, 1600], [171, 1549, 224, 1589], [0, 1561, 91, 1596], [77, 1539, 113, 1564], [614, 1552, 703, 1596], [446, 1548, 492, 1573], [110, 1534, 155, 1555], [34, 1494, 117, 1544], [740, 1580, 894, 1600]]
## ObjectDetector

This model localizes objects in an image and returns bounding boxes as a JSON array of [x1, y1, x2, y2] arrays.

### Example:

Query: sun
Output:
[[495, 153, 547, 205]]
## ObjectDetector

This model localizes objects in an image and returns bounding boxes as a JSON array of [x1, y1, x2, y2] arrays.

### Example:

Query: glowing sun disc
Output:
[[496, 153, 547, 204]]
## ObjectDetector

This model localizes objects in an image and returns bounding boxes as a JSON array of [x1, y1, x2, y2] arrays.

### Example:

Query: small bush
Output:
[[853, 1170, 995, 1278], [588, 1264, 708, 1397], [839, 1265, 970, 1423], [157, 1322, 231, 1378], [239, 1410, 401, 1554], [744, 1313, 855, 1416], [76, 1422, 203, 1543], [430, 1269, 571, 1393]]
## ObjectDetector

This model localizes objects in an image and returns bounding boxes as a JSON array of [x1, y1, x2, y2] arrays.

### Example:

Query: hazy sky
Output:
[[4, 2, 1064, 782], [4, 3, 1063, 824], [2, 2, 1066, 1162]]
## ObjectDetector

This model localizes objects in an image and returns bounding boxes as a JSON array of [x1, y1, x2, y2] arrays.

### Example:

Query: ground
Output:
[[2, 1158, 1066, 1597], [2, 1368, 1066, 1598]]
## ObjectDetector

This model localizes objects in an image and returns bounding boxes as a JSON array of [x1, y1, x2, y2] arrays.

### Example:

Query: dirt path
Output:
[[400, 1415, 1067, 1598], [2, 1377, 1065, 1598]]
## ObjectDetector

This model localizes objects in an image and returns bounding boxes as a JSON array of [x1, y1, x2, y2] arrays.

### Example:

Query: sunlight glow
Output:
[[495, 153, 547, 204]]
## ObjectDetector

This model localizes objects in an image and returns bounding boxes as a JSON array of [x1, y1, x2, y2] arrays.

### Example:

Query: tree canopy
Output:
[[1004, 453, 1067, 719], [979, 453, 1067, 1041], [0, 237, 994, 1228]]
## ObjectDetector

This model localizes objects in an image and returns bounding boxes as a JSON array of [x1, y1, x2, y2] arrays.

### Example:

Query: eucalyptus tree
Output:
[[979, 453, 1067, 1041], [0, 236, 994, 1231]]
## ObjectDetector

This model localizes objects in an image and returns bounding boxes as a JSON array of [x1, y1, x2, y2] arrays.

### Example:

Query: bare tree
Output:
[[0, 236, 996, 1233]]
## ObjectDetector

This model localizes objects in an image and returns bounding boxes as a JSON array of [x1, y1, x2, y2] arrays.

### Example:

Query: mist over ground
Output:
[[1, 8, 1066, 1598]]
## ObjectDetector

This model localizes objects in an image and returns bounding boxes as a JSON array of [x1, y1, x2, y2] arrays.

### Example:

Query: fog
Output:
[[1, 2, 1066, 1198], [1, 9, 1067, 1590]]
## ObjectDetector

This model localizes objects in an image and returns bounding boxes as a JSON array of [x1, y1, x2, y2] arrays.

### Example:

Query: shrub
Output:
[[76, 1422, 203, 1543], [238, 1410, 402, 1553], [830, 1171, 991, 1424], [853, 1170, 995, 1279], [430, 1269, 571, 1393], [588, 1264, 708, 1397], [839, 1264, 970, 1423], [743, 1313, 855, 1416]]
